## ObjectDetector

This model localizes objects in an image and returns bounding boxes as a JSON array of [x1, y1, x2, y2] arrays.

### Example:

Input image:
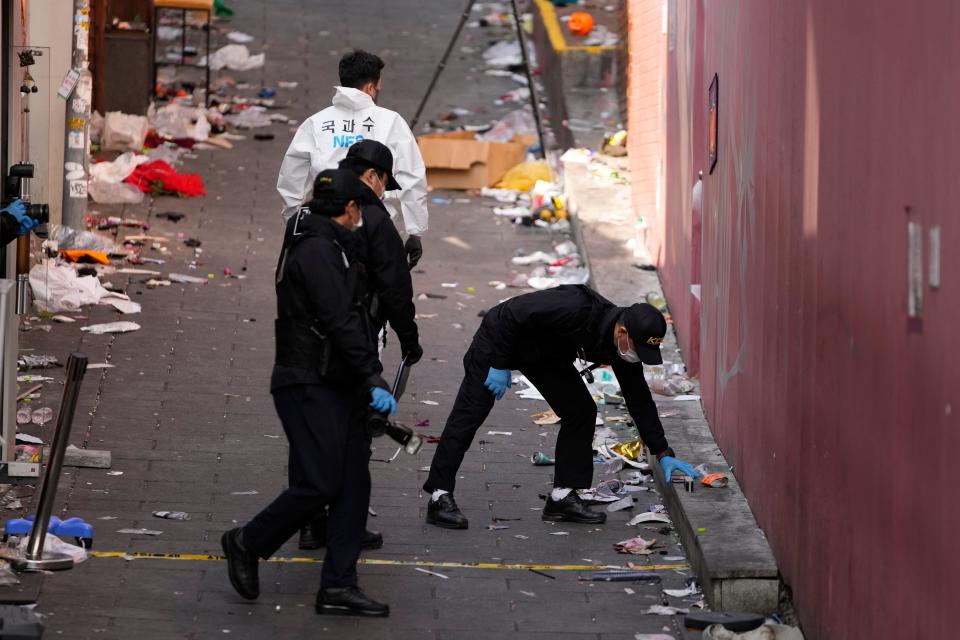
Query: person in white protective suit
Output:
[[277, 50, 429, 267]]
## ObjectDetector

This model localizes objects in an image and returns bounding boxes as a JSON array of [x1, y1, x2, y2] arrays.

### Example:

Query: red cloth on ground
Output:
[[124, 160, 206, 197]]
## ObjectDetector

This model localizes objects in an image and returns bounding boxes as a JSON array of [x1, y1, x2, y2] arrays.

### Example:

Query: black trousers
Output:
[[242, 384, 370, 589], [424, 346, 597, 494]]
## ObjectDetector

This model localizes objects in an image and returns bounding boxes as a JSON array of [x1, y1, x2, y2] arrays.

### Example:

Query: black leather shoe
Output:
[[299, 525, 384, 551], [316, 586, 390, 617], [221, 528, 260, 600], [426, 493, 468, 529], [542, 491, 607, 524]]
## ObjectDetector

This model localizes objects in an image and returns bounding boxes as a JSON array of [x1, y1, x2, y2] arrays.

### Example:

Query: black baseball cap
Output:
[[311, 169, 370, 210], [621, 303, 667, 365], [343, 139, 401, 190]]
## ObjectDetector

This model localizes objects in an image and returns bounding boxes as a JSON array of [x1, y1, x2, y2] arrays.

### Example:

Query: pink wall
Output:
[[643, 1, 960, 637]]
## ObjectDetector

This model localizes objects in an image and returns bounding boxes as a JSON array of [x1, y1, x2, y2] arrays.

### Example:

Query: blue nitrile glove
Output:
[[2, 199, 36, 236], [484, 367, 512, 401], [370, 387, 397, 415], [660, 456, 702, 483]]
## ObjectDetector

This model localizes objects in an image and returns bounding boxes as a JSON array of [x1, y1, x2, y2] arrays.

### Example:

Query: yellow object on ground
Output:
[[610, 440, 645, 461], [496, 160, 554, 192]]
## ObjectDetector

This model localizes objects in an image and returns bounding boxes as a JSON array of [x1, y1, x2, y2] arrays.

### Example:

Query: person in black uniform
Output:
[[296, 140, 422, 551], [423, 285, 701, 529], [0, 199, 37, 245], [222, 169, 395, 617]]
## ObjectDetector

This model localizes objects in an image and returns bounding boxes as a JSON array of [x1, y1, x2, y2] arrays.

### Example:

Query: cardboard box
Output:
[[418, 131, 531, 190]]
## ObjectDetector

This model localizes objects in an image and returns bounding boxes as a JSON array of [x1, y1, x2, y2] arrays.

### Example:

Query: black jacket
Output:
[[1, 213, 18, 245], [270, 211, 387, 394], [472, 284, 669, 455], [356, 194, 418, 354]]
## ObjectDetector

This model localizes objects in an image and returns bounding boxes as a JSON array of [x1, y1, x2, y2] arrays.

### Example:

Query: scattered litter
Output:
[[548, 531, 569, 536], [663, 582, 699, 598], [487, 430, 512, 436], [486, 523, 510, 530], [169, 273, 208, 284], [81, 321, 141, 335], [153, 511, 190, 521], [587, 569, 662, 582], [627, 512, 672, 526], [530, 410, 560, 425], [421, 400, 439, 406], [17, 354, 60, 371], [117, 528, 163, 536], [441, 282, 458, 288], [30, 407, 53, 427], [606, 497, 634, 512], [613, 535, 658, 555], [86, 363, 115, 369], [19, 534, 87, 563], [106, 298, 142, 314], [514, 534, 529, 540], [530, 451, 554, 466], [700, 472, 729, 488], [519, 590, 535, 597], [209, 44, 265, 71], [231, 490, 259, 495], [414, 567, 449, 579], [641, 605, 689, 616], [226, 31, 255, 44], [106, 471, 124, 476], [15, 434, 42, 445]]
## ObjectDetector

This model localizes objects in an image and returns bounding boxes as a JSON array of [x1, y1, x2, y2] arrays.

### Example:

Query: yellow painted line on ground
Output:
[[90, 551, 687, 573], [533, 0, 619, 54]]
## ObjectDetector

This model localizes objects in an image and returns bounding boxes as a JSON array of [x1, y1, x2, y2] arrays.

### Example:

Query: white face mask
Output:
[[617, 334, 641, 363], [371, 172, 385, 199]]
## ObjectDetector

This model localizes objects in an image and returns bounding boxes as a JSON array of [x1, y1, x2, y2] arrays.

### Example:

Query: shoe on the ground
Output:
[[425, 493, 468, 529], [542, 491, 607, 524], [221, 528, 260, 600], [299, 523, 384, 551], [316, 585, 390, 617]]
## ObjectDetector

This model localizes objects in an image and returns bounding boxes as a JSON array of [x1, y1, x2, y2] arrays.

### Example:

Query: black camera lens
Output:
[[27, 203, 48, 224]]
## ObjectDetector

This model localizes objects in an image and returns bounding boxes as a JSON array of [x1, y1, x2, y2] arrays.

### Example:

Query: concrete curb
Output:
[[561, 158, 781, 614]]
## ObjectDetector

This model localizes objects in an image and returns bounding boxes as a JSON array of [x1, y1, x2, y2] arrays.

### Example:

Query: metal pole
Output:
[[22, 353, 87, 568], [410, 0, 477, 130], [509, 0, 546, 158], [61, 0, 91, 228], [0, 281, 15, 466]]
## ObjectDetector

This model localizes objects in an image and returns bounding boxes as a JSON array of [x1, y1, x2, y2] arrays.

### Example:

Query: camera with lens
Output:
[[5, 163, 49, 225], [365, 409, 423, 455]]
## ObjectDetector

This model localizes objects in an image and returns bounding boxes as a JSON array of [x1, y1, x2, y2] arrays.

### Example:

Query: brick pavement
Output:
[[14, 1, 700, 638]]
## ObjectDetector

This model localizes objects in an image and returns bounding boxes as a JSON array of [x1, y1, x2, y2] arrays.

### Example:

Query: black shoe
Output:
[[221, 528, 260, 600], [426, 493, 468, 529], [316, 585, 390, 617], [299, 525, 384, 551], [542, 491, 607, 524]]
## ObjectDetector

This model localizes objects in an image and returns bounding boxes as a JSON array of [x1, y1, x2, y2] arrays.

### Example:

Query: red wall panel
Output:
[[637, 1, 960, 637]]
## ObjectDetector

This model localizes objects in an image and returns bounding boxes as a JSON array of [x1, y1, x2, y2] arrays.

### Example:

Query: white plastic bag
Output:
[[89, 151, 150, 184], [29, 260, 112, 312], [18, 533, 88, 564], [102, 112, 149, 152], [149, 103, 210, 141], [209, 44, 265, 71], [88, 180, 145, 204]]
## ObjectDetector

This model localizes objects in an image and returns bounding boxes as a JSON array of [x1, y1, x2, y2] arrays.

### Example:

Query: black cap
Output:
[[311, 168, 370, 212], [621, 303, 667, 365], [343, 139, 401, 190]]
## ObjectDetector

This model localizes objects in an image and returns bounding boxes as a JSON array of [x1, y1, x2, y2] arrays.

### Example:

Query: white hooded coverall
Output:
[[276, 86, 429, 236]]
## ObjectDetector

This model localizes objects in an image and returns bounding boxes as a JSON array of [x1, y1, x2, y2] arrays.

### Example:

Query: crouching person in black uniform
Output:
[[296, 140, 423, 551], [423, 285, 701, 529], [222, 169, 396, 617]]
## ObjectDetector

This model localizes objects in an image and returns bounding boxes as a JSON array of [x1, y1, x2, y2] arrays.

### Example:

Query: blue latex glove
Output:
[[2, 199, 36, 236], [484, 367, 512, 401], [369, 387, 397, 415], [660, 456, 701, 483]]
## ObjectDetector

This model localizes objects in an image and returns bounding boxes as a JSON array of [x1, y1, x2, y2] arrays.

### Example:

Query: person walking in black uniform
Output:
[[222, 169, 396, 617], [296, 139, 423, 551], [423, 285, 701, 529]]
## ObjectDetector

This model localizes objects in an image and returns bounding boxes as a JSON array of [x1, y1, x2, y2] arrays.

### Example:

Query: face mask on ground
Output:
[[617, 335, 641, 363]]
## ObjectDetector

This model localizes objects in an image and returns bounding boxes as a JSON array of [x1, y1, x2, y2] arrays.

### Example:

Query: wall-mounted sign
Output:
[[708, 73, 719, 174]]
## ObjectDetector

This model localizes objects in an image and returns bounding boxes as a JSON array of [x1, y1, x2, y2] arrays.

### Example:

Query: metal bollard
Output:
[[11, 353, 87, 571]]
